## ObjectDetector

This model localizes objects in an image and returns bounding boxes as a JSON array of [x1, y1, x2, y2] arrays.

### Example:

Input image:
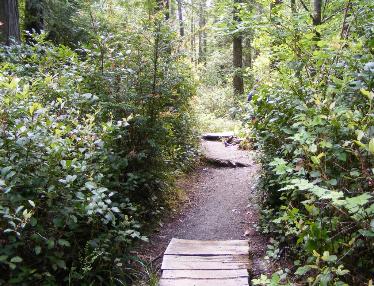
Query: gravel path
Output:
[[136, 140, 272, 280]]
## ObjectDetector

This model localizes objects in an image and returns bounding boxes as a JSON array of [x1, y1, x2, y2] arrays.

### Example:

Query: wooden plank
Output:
[[159, 239, 250, 286], [162, 269, 248, 279], [164, 239, 249, 256], [159, 278, 249, 286], [161, 255, 249, 270], [167, 239, 247, 246], [202, 132, 235, 141]]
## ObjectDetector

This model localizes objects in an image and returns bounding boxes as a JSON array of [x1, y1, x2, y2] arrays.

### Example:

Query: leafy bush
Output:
[[0, 23, 197, 285], [248, 0, 374, 284]]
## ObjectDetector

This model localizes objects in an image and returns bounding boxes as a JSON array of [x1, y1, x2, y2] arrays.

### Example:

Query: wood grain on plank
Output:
[[159, 278, 249, 286], [162, 269, 248, 279], [161, 255, 249, 270], [165, 239, 249, 256], [159, 239, 249, 286]]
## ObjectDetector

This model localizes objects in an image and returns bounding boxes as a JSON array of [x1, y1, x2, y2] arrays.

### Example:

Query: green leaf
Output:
[[369, 138, 374, 155], [35, 246, 42, 255], [58, 239, 71, 247], [322, 251, 337, 262], [359, 229, 374, 237], [311, 156, 320, 165], [345, 193, 372, 213], [336, 265, 350, 276], [360, 89, 374, 100], [327, 179, 337, 186], [356, 130, 365, 141], [47, 239, 55, 249], [295, 265, 312, 275], [56, 259, 66, 269], [309, 144, 317, 153], [10, 256, 23, 263], [9, 263, 16, 270], [29, 102, 42, 116], [269, 157, 293, 175], [85, 181, 97, 190]]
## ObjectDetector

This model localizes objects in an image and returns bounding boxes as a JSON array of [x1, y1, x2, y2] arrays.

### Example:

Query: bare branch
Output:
[[322, 7, 346, 23], [299, 0, 315, 21]]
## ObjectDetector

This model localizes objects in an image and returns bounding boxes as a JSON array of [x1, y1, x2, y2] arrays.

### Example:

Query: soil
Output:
[[135, 139, 274, 281]]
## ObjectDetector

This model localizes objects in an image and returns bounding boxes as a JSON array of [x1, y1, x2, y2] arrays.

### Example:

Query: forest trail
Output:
[[138, 138, 271, 280]]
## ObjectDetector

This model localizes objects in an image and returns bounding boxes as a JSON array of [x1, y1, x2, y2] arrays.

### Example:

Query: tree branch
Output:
[[322, 7, 346, 24], [299, 0, 315, 21]]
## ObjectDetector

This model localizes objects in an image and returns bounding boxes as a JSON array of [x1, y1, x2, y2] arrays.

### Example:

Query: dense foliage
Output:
[[246, 0, 374, 284], [1, 0, 374, 284], [0, 2, 197, 284]]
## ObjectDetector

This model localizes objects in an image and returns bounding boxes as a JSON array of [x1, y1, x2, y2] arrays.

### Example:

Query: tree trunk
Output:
[[313, 0, 322, 26], [243, 36, 252, 69], [233, 0, 244, 94], [198, 0, 207, 63], [0, 0, 21, 45], [340, 0, 352, 39], [233, 36, 244, 94], [190, 0, 196, 63], [164, 0, 170, 20], [25, 0, 44, 42], [177, 0, 184, 36]]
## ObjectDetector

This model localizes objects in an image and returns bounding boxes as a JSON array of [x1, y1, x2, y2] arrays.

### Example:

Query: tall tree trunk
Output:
[[243, 1, 253, 86], [190, 0, 196, 63], [164, 0, 170, 20], [0, 0, 21, 45], [313, 0, 322, 26], [310, 0, 322, 77], [312, 0, 322, 41], [198, 0, 207, 63], [25, 0, 44, 42], [233, 0, 244, 94], [177, 0, 184, 36], [340, 0, 352, 39], [243, 36, 252, 69]]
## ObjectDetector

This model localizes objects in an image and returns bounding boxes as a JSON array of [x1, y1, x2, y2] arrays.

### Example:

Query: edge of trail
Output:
[[134, 138, 279, 283]]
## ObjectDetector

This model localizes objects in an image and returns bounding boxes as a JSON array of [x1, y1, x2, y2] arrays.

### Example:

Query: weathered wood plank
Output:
[[161, 255, 249, 270], [202, 132, 235, 141], [159, 239, 249, 286], [164, 239, 249, 256], [167, 239, 247, 246], [162, 269, 248, 279], [159, 278, 249, 286]]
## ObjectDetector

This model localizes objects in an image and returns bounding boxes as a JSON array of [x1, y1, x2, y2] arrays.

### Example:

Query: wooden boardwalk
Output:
[[159, 238, 249, 286]]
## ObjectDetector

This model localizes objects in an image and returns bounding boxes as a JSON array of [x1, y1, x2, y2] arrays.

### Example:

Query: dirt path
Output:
[[136, 140, 272, 281]]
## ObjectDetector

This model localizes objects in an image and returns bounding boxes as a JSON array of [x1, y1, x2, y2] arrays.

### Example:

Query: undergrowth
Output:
[[0, 7, 198, 284], [248, 0, 374, 284]]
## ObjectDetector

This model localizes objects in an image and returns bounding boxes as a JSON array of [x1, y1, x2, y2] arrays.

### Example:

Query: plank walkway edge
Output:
[[159, 238, 250, 286]]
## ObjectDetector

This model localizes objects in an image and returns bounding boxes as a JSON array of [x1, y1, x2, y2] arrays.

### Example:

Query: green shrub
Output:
[[0, 29, 197, 285], [249, 0, 374, 284]]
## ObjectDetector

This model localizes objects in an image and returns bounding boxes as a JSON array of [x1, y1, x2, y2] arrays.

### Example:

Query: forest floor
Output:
[[135, 139, 274, 283]]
